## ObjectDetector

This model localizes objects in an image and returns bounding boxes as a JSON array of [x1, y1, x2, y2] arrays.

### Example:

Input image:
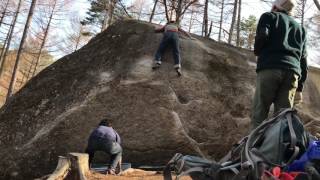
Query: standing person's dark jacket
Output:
[[254, 11, 308, 92]]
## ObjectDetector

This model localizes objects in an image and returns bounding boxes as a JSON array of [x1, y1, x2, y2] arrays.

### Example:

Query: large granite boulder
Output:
[[0, 20, 319, 179]]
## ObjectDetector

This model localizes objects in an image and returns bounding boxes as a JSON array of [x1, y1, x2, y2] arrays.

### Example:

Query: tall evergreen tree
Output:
[[82, 0, 129, 31], [82, 0, 108, 30], [240, 15, 257, 49]]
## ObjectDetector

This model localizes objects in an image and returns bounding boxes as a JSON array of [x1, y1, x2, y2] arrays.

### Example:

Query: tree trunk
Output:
[[236, 0, 241, 46], [301, 0, 306, 26], [107, 0, 116, 26], [149, 0, 158, 23], [203, 0, 209, 37], [176, 0, 183, 24], [218, 0, 225, 41], [163, 0, 170, 22], [30, 0, 57, 78], [0, 0, 22, 77], [208, 21, 213, 37], [228, 0, 238, 44], [74, 30, 81, 52], [101, 0, 109, 31], [314, 0, 320, 10], [0, 24, 11, 63], [0, 0, 10, 28], [6, 0, 37, 102], [188, 7, 195, 32]]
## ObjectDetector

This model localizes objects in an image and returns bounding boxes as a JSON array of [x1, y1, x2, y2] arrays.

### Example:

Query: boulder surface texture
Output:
[[0, 20, 319, 179]]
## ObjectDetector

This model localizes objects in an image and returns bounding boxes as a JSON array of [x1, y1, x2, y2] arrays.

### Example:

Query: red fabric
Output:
[[262, 167, 303, 180]]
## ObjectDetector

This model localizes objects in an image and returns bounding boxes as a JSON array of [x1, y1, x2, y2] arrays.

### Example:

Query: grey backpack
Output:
[[163, 108, 310, 180]]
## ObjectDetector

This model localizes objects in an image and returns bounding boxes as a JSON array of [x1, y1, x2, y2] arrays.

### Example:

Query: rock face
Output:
[[0, 20, 319, 179]]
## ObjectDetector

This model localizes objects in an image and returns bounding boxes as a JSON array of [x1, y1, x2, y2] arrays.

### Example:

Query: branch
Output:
[[163, 0, 170, 22], [181, 0, 198, 17], [118, 0, 132, 18], [314, 0, 320, 10]]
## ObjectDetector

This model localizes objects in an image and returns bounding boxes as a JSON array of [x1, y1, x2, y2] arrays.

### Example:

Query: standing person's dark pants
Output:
[[155, 31, 181, 67], [85, 136, 122, 170]]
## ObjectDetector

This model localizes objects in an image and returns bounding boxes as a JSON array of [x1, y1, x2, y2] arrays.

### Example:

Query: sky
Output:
[[1, 0, 320, 68], [69, 0, 319, 67]]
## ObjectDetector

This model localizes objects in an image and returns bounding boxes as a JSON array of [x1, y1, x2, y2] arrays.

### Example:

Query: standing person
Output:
[[152, 20, 193, 76], [85, 119, 122, 175], [251, 0, 308, 129]]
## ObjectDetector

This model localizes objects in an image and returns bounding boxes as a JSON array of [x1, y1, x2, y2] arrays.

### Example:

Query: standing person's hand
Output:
[[294, 92, 303, 105]]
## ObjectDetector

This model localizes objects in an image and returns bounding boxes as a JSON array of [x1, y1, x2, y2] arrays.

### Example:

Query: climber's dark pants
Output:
[[155, 31, 181, 66], [85, 137, 122, 170], [251, 69, 299, 129]]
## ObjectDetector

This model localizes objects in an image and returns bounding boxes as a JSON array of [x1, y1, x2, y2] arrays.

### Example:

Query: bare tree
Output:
[[202, 0, 209, 37], [218, 0, 225, 41], [149, 0, 159, 22], [161, 0, 198, 24], [162, 0, 170, 21], [207, 20, 213, 37], [107, 0, 117, 26], [188, 5, 198, 32], [0, 0, 23, 77], [0, 0, 10, 28], [228, 0, 238, 44], [56, 15, 92, 56], [30, 0, 57, 78], [6, 0, 37, 101], [236, 0, 241, 46], [101, 0, 109, 31], [128, 0, 150, 20], [314, 0, 320, 10], [295, 0, 307, 25]]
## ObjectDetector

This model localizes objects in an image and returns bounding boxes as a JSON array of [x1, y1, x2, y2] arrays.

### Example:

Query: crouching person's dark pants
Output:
[[155, 31, 181, 67], [85, 137, 122, 170]]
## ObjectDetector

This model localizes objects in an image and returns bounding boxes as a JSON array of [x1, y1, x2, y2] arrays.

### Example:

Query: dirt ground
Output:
[[87, 168, 192, 180]]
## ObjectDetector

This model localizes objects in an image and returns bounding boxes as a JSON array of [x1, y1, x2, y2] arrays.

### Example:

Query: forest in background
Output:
[[0, 0, 319, 106]]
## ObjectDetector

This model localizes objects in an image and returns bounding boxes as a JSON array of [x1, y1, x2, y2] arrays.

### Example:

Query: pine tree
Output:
[[82, 0, 108, 31], [240, 15, 257, 49], [82, 0, 129, 31]]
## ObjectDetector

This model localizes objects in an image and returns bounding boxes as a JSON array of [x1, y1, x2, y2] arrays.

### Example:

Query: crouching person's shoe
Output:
[[107, 168, 116, 175], [152, 61, 161, 69]]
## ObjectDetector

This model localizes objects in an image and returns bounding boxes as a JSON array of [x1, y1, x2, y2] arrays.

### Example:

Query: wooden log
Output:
[[68, 153, 89, 180], [47, 156, 70, 180]]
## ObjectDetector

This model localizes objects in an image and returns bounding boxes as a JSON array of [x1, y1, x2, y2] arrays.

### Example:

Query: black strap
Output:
[[163, 153, 184, 180], [286, 113, 300, 164], [163, 164, 173, 180], [287, 113, 297, 149], [245, 108, 295, 179]]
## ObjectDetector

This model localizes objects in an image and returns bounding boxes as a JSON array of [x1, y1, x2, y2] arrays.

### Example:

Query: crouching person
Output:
[[85, 119, 122, 175]]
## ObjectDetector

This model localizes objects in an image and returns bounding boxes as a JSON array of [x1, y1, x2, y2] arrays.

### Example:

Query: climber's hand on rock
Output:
[[294, 91, 303, 105]]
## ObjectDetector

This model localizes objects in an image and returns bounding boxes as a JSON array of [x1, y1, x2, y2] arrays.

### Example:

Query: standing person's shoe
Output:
[[174, 64, 182, 76], [152, 61, 161, 69], [175, 67, 182, 76]]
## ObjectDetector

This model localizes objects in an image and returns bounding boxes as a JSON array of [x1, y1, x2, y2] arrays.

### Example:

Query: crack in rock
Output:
[[20, 86, 110, 149], [170, 111, 205, 157]]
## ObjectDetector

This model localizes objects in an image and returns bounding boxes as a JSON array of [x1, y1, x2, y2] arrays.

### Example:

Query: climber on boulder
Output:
[[152, 20, 194, 76], [85, 119, 122, 175], [251, 0, 308, 129]]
